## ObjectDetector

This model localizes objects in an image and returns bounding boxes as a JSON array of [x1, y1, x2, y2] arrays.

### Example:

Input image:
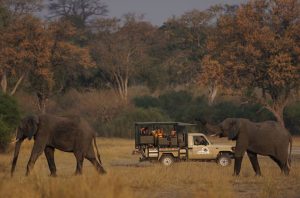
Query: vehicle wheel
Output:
[[160, 155, 174, 166], [217, 154, 231, 167]]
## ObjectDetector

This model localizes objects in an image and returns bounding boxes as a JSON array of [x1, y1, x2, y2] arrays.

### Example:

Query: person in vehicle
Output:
[[170, 130, 176, 137], [152, 128, 164, 138], [140, 127, 149, 135], [194, 136, 207, 145]]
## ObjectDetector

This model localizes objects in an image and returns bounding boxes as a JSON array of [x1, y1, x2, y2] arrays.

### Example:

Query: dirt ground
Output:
[[0, 137, 299, 198]]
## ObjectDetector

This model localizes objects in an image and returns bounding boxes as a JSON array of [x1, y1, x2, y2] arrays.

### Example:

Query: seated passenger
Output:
[[194, 136, 207, 145], [170, 130, 176, 137], [140, 127, 149, 135], [157, 129, 163, 138]]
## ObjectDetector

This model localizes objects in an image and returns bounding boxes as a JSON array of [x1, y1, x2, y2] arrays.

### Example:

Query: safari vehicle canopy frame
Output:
[[135, 122, 197, 148]]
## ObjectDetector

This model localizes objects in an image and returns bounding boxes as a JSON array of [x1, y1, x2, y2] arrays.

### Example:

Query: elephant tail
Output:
[[287, 136, 292, 169], [93, 137, 103, 165]]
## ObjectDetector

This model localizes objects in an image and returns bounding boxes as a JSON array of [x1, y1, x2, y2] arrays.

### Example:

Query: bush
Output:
[[285, 102, 300, 135], [133, 96, 160, 109], [134, 91, 194, 121], [96, 108, 170, 138], [0, 93, 20, 151], [132, 91, 277, 125]]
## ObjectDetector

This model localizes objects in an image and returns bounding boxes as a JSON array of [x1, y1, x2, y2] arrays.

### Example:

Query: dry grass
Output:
[[0, 138, 299, 198]]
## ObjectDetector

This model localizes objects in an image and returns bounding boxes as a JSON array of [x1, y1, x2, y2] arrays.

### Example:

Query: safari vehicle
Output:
[[134, 122, 235, 166]]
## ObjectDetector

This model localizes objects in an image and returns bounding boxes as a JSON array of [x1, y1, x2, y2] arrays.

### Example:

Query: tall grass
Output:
[[0, 138, 299, 198]]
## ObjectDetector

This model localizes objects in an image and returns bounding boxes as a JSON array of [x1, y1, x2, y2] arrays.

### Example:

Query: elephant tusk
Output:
[[11, 139, 18, 144], [210, 131, 222, 137]]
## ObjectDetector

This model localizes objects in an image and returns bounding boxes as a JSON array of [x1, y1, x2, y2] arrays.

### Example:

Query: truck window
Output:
[[193, 136, 208, 146]]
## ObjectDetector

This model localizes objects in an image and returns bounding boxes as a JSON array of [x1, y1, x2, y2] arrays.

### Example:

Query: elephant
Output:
[[11, 114, 106, 177], [202, 118, 292, 176]]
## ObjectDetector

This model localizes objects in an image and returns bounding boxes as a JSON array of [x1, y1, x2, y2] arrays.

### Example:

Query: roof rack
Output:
[[134, 122, 196, 126]]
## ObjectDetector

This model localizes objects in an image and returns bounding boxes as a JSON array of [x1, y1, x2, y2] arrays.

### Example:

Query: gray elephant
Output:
[[11, 114, 106, 177], [202, 118, 292, 176]]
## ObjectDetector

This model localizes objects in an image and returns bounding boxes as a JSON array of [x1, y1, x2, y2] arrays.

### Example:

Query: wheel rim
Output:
[[219, 157, 229, 166], [163, 157, 172, 166]]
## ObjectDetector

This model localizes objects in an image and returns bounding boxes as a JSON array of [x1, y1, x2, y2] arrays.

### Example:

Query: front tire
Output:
[[160, 155, 174, 166], [217, 154, 231, 167]]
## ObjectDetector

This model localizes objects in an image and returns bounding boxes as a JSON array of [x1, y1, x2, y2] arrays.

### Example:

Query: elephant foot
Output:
[[99, 169, 107, 175], [255, 173, 262, 177], [232, 173, 240, 177], [282, 171, 290, 176], [74, 172, 82, 176], [50, 173, 57, 177]]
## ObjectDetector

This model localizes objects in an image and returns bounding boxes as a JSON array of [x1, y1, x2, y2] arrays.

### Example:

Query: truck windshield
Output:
[[193, 136, 208, 146]]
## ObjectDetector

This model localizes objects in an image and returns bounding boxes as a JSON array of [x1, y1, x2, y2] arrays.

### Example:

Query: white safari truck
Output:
[[134, 122, 235, 166]]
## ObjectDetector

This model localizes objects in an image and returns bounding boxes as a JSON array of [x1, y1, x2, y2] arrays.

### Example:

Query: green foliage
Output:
[[0, 93, 20, 151], [133, 95, 160, 109], [134, 91, 300, 133], [0, 119, 12, 151], [96, 108, 170, 138], [0, 5, 10, 28], [284, 102, 300, 135], [158, 91, 193, 121]]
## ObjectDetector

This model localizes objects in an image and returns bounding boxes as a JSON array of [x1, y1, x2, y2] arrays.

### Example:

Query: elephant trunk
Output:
[[11, 139, 24, 177], [204, 123, 222, 137]]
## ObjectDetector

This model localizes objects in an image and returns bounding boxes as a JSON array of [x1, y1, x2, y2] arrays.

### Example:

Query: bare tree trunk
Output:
[[1, 72, 7, 94], [10, 74, 25, 96], [208, 85, 218, 106], [263, 101, 286, 128], [268, 106, 285, 128], [37, 92, 48, 114], [113, 73, 128, 103]]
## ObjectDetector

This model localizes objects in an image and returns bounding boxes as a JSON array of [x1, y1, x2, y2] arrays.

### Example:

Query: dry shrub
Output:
[[15, 86, 149, 118]]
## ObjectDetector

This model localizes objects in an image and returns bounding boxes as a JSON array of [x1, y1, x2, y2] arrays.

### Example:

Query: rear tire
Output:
[[217, 154, 231, 167], [160, 155, 174, 166]]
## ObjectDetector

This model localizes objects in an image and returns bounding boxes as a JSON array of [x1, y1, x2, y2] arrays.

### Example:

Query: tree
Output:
[[91, 14, 156, 102], [157, 8, 220, 88], [0, 15, 51, 96], [2, 0, 42, 15], [48, 0, 108, 27], [0, 92, 20, 151], [30, 19, 95, 113], [200, 0, 300, 127], [0, 15, 94, 112]]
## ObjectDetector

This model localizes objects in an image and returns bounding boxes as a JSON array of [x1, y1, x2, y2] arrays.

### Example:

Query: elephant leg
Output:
[[74, 153, 84, 175], [85, 147, 106, 174], [281, 164, 290, 176], [247, 151, 261, 176], [44, 146, 57, 177], [233, 156, 243, 176], [26, 142, 46, 176], [233, 139, 247, 176], [269, 156, 289, 175]]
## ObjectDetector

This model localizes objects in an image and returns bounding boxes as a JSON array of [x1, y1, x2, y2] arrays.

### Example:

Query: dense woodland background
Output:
[[0, 0, 299, 150]]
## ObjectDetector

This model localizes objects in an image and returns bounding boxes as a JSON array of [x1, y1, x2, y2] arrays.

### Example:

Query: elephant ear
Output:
[[26, 115, 40, 140], [228, 119, 240, 140]]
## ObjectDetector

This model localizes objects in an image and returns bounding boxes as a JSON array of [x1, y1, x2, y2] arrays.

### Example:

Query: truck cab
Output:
[[187, 133, 234, 166]]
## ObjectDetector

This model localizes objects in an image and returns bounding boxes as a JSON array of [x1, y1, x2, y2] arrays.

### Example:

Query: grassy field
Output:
[[0, 137, 299, 198]]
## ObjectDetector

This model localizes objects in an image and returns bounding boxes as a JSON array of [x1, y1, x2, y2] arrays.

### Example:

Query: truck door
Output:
[[188, 135, 211, 159]]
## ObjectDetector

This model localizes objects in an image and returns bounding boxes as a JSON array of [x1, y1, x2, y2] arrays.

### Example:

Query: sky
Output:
[[102, 0, 247, 26]]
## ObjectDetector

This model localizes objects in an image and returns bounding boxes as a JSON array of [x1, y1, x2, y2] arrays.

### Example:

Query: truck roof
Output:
[[135, 122, 196, 126], [188, 133, 206, 136]]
